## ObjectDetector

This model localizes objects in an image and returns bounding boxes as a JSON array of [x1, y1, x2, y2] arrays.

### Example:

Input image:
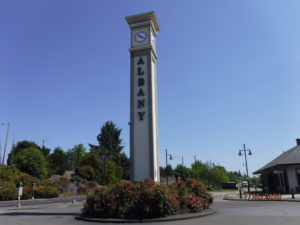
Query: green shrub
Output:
[[0, 165, 62, 200], [22, 185, 33, 199], [34, 186, 59, 198], [172, 179, 213, 209], [75, 165, 97, 181], [0, 181, 18, 201], [82, 180, 137, 218], [82, 179, 212, 219], [180, 195, 203, 213], [132, 179, 180, 218], [0, 181, 18, 200]]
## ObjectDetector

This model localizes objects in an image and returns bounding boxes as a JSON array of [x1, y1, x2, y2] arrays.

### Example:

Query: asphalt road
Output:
[[1, 200, 300, 225], [0, 196, 86, 208]]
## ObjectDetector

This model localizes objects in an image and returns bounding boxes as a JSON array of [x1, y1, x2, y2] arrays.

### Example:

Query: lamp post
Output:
[[165, 149, 173, 185], [238, 144, 253, 193]]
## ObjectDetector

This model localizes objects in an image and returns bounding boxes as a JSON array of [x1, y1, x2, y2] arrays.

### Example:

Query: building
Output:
[[253, 139, 300, 194]]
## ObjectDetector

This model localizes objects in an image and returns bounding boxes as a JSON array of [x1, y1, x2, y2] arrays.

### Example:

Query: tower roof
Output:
[[125, 11, 160, 32]]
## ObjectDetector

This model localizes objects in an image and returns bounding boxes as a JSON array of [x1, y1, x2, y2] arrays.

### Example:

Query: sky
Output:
[[1, 0, 300, 175]]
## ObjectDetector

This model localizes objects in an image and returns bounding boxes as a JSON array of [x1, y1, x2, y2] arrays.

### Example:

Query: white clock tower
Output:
[[125, 12, 160, 182]]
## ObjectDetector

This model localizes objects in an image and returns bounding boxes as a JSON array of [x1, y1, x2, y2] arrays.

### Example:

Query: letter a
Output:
[[137, 57, 144, 65], [137, 88, 145, 97]]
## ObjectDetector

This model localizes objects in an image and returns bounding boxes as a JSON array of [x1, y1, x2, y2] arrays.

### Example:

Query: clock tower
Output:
[[125, 12, 160, 182]]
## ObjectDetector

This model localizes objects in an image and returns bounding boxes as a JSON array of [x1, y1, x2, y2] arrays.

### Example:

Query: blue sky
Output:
[[1, 0, 300, 175]]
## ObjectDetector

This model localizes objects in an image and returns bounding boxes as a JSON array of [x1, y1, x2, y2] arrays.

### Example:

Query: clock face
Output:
[[134, 31, 147, 43]]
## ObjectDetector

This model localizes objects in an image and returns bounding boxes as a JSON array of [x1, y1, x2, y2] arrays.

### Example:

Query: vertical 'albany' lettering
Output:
[[138, 112, 146, 120]]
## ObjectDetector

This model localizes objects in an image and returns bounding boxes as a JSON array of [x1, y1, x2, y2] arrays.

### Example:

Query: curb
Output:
[[75, 208, 216, 223]]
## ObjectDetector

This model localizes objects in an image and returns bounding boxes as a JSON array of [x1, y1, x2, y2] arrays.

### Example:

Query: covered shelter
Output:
[[253, 139, 300, 194]]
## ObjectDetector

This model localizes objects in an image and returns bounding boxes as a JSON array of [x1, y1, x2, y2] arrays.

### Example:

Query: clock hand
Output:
[[138, 34, 145, 39]]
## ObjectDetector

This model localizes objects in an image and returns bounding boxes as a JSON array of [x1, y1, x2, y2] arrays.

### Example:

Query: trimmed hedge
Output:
[[34, 186, 59, 198], [82, 178, 213, 219]]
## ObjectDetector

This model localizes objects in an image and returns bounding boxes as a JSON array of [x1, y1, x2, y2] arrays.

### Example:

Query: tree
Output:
[[210, 166, 228, 187], [7, 140, 41, 165], [41, 146, 51, 158], [119, 152, 130, 180], [190, 161, 211, 182], [250, 176, 261, 185], [165, 164, 173, 177], [89, 121, 129, 180], [227, 171, 242, 183], [77, 152, 103, 183], [105, 160, 123, 184], [49, 147, 68, 175], [66, 144, 86, 170], [174, 165, 191, 181], [97, 121, 124, 156], [76, 152, 123, 184], [14, 147, 48, 179]]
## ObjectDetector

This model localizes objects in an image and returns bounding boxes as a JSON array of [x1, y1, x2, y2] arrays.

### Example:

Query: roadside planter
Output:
[[80, 179, 213, 219]]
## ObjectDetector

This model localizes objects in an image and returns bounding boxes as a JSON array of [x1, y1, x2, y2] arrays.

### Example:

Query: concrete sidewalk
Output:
[[210, 191, 240, 201]]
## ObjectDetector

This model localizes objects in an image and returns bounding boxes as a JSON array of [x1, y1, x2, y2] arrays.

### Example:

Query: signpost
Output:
[[17, 182, 23, 207], [32, 183, 36, 200]]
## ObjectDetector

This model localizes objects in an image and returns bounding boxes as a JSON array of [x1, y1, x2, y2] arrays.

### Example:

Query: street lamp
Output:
[[238, 144, 253, 193], [165, 149, 173, 185]]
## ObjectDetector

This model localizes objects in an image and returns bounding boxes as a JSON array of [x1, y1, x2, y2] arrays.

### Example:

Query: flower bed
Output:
[[81, 178, 213, 219]]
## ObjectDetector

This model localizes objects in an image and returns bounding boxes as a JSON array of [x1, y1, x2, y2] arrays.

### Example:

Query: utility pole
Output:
[[42, 137, 51, 148], [194, 155, 196, 163], [0, 142, 2, 165], [1, 122, 10, 165]]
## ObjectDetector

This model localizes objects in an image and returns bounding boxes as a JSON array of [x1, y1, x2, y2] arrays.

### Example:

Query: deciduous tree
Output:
[[14, 147, 48, 179], [7, 140, 41, 165]]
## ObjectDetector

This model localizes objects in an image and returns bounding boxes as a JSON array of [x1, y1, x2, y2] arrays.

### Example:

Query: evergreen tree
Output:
[[97, 121, 124, 156], [49, 147, 68, 175], [89, 121, 129, 180]]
